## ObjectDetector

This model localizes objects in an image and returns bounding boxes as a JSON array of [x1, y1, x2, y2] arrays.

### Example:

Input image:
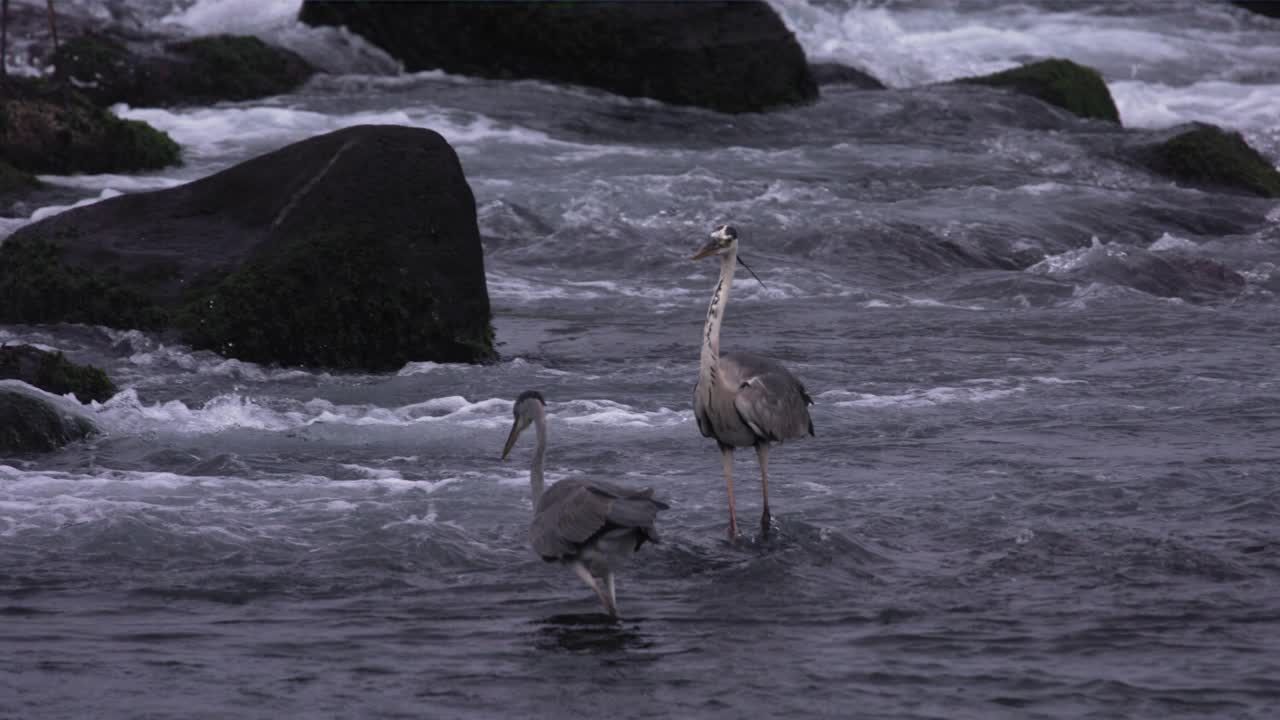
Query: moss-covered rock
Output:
[[54, 32, 315, 107], [178, 226, 492, 369], [0, 158, 41, 196], [299, 0, 815, 113], [1, 125, 495, 371], [957, 59, 1120, 124], [0, 345, 117, 403], [0, 76, 180, 174], [0, 235, 169, 330], [1133, 122, 1280, 198], [0, 384, 98, 454]]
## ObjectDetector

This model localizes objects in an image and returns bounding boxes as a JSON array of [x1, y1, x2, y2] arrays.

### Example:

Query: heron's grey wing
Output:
[[529, 481, 613, 559], [722, 351, 815, 441], [584, 479, 670, 509], [591, 483, 668, 547]]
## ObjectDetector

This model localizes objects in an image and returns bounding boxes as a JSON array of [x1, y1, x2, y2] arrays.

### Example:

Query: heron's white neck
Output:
[[700, 246, 737, 380], [530, 410, 547, 504]]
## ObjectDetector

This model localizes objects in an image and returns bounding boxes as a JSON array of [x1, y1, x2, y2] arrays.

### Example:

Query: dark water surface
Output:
[[3, 1, 1280, 717]]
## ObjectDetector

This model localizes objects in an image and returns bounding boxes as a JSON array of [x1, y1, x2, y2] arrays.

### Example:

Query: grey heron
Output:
[[691, 224, 814, 538], [502, 390, 669, 617]]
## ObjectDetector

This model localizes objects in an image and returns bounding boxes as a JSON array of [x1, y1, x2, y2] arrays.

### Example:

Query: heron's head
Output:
[[502, 390, 546, 459], [691, 224, 767, 289], [691, 224, 738, 260]]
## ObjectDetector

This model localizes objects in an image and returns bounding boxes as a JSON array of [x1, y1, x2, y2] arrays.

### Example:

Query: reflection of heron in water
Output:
[[502, 390, 668, 618], [691, 225, 815, 539], [532, 613, 652, 654], [1, 1, 59, 77]]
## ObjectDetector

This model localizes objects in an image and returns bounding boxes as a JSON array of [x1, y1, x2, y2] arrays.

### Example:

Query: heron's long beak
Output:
[[501, 418, 524, 459], [691, 239, 720, 260]]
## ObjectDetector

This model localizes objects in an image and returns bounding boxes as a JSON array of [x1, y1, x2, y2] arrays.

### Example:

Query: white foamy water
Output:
[[819, 382, 1025, 408], [770, 0, 1280, 149], [126, 341, 317, 383], [160, 0, 299, 35], [29, 189, 120, 222], [0, 379, 99, 417], [37, 174, 188, 192], [1149, 232, 1199, 253], [160, 0, 400, 75], [1028, 236, 1110, 276], [0, 461, 460, 540], [85, 389, 689, 437], [0, 189, 138, 242], [115, 103, 586, 169], [556, 399, 691, 428]]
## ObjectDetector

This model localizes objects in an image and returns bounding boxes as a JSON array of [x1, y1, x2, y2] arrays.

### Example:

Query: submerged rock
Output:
[[0, 345, 117, 403], [0, 77, 180, 174], [0, 125, 495, 371], [298, 0, 816, 113], [1120, 252, 1247, 302], [956, 59, 1120, 123], [0, 382, 98, 454], [1131, 122, 1280, 199], [1033, 240, 1247, 303], [810, 62, 886, 89], [54, 32, 316, 107]]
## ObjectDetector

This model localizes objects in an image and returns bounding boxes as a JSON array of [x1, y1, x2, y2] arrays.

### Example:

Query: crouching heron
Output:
[[502, 390, 668, 617]]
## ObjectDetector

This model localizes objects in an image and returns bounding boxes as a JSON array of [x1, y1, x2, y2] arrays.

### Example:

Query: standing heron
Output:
[[502, 390, 669, 617], [691, 224, 814, 538]]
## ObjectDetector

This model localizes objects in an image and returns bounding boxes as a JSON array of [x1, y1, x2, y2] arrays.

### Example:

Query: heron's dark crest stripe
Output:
[[516, 389, 545, 406]]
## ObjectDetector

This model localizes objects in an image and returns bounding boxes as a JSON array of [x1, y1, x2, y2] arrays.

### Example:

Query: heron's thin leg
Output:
[[604, 571, 618, 618], [721, 445, 738, 538], [756, 443, 772, 536], [571, 562, 615, 617]]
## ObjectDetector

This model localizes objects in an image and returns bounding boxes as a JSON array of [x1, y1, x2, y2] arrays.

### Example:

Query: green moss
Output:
[[0, 77, 180, 174], [0, 236, 168, 329], [53, 32, 133, 88], [178, 228, 496, 370], [0, 388, 97, 453], [1142, 123, 1280, 198], [168, 35, 314, 102], [960, 58, 1120, 123], [102, 117, 182, 171], [0, 159, 41, 194], [0, 345, 117, 403]]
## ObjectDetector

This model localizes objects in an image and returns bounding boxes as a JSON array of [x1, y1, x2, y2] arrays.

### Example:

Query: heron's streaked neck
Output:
[[531, 409, 547, 504], [700, 246, 737, 377]]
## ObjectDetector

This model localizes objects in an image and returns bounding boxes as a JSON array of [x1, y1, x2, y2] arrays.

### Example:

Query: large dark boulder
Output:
[[956, 59, 1120, 123], [1130, 122, 1280, 198], [810, 62, 886, 90], [0, 383, 98, 454], [0, 77, 180, 174], [53, 32, 316, 107], [1233, 2, 1280, 19], [298, 0, 816, 113], [0, 345, 117, 403], [0, 124, 495, 371]]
